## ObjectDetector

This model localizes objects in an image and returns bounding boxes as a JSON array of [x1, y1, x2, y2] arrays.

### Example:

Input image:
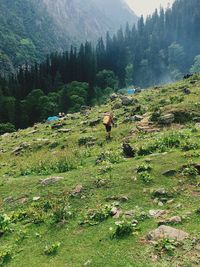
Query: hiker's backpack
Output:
[[103, 115, 110, 125]]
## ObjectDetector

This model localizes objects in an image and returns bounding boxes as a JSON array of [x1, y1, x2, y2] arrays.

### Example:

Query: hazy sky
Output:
[[125, 0, 175, 17]]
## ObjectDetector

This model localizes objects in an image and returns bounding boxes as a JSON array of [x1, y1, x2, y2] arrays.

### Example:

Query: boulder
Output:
[[110, 93, 118, 101], [88, 118, 101, 127], [158, 216, 182, 226], [40, 176, 63, 186], [51, 123, 65, 130], [70, 185, 83, 197], [162, 169, 177, 177], [149, 210, 167, 218], [112, 101, 122, 109], [120, 96, 133, 106], [58, 128, 72, 133], [146, 225, 189, 241], [182, 88, 191, 95], [106, 196, 129, 202], [158, 113, 175, 125], [12, 142, 30, 155], [122, 143, 135, 158], [132, 115, 144, 122]]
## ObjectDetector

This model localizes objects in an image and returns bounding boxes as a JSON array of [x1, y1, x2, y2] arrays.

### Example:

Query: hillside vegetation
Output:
[[0, 75, 200, 267]]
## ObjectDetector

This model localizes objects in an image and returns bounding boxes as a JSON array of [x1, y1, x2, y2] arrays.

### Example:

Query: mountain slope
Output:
[[0, 0, 137, 73], [0, 75, 200, 266]]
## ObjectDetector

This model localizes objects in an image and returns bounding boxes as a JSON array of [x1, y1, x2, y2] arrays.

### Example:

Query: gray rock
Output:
[[146, 225, 189, 241], [158, 216, 182, 226], [182, 88, 191, 95], [58, 128, 72, 133], [12, 142, 30, 155], [33, 197, 40, 201], [159, 113, 175, 125], [162, 169, 177, 177], [120, 96, 133, 106], [132, 115, 144, 122], [110, 93, 118, 101], [112, 101, 122, 109], [70, 185, 83, 197], [88, 118, 101, 127], [40, 176, 63, 186], [149, 210, 167, 218]]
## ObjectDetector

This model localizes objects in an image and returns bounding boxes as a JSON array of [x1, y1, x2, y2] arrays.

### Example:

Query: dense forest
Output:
[[1, 0, 200, 131]]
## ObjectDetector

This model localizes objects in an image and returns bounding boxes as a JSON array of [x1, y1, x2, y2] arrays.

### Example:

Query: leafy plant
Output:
[[139, 171, 154, 184], [44, 242, 61, 256], [52, 205, 73, 224], [0, 246, 12, 265], [155, 238, 179, 256], [0, 214, 11, 235], [112, 220, 135, 239], [137, 164, 152, 173]]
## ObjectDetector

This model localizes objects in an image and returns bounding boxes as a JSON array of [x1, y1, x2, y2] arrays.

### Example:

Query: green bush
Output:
[[112, 220, 134, 239], [0, 123, 15, 135], [44, 242, 61, 256]]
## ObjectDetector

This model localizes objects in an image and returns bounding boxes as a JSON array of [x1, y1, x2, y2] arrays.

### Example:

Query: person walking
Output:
[[103, 112, 114, 140]]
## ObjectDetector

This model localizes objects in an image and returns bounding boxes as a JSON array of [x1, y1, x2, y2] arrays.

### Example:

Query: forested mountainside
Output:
[[0, 0, 200, 130], [0, 0, 137, 73]]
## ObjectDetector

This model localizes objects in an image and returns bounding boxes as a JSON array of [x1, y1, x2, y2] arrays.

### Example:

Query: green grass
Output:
[[0, 75, 200, 266]]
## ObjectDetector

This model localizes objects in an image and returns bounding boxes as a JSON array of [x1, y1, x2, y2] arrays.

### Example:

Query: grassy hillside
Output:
[[0, 75, 200, 267]]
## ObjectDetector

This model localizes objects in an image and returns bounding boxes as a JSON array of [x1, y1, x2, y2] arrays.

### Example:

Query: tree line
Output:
[[0, 0, 200, 131]]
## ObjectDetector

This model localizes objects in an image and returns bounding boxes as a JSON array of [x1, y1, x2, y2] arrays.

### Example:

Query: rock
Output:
[[158, 216, 182, 226], [193, 117, 200, 122], [183, 74, 192, 79], [120, 96, 133, 106], [111, 207, 122, 218], [110, 93, 118, 101], [132, 219, 139, 226], [122, 143, 135, 158], [27, 130, 38, 135], [190, 80, 197, 84], [82, 260, 92, 267], [195, 123, 200, 128], [182, 88, 191, 95], [112, 101, 122, 109], [106, 196, 128, 202], [158, 201, 164, 207], [146, 225, 189, 241], [40, 176, 63, 186], [58, 128, 72, 133], [81, 105, 91, 111], [3, 196, 14, 204], [17, 197, 28, 204], [162, 169, 177, 177], [124, 210, 134, 218], [158, 113, 175, 125], [33, 197, 40, 201], [51, 123, 64, 130], [149, 210, 167, 218], [135, 88, 142, 93], [12, 142, 30, 155], [70, 185, 83, 197], [132, 115, 144, 122], [88, 118, 101, 127]]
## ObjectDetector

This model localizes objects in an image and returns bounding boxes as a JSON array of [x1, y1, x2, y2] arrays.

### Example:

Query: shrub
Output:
[[155, 238, 179, 256], [96, 151, 123, 165], [137, 164, 152, 173], [181, 141, 200, 151], [139, 172, 154, 184], [0, 123, 15, 135], [182, 165, 199, 178], [0, 246, 12, 265], [112, 220, 134, 239], [0, 214, 11, 235], [44, 242, 61, 256], [81, 205, 112, 226], [52, 205, 73, 224]]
